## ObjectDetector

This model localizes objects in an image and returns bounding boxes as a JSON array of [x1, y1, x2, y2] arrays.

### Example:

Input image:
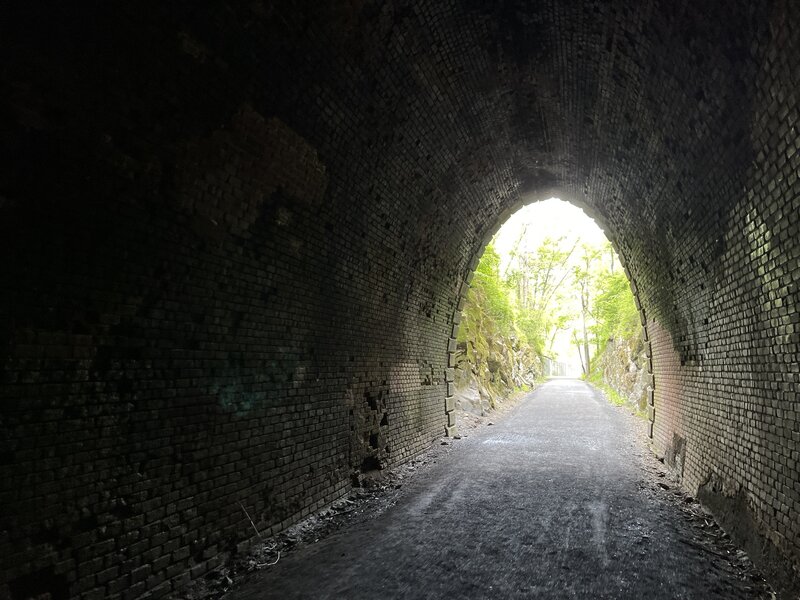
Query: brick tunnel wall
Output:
[[1, 1, 799, 597], [647, 3, 800, 584]]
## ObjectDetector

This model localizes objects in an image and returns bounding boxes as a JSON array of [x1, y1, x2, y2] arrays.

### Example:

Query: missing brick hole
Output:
[[380, 413, 389, 427], [110, 500, 134, 520], [8, 567, 69, 600], [78, 513, 98, 532], [365, 392, 379, 411], [369, 433, 380, 449], [665, 433, 687, 480], [30, 525, 67, 550], [360, 456, 382, 472]]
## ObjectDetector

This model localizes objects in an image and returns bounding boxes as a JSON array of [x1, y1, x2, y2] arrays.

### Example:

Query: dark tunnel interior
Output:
[[1, 1, 799, 597]]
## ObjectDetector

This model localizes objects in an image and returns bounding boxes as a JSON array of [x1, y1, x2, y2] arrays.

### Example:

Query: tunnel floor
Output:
[[225, 380, 771, 599]]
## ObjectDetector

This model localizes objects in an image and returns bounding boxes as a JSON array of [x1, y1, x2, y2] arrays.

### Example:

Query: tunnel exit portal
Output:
[[445, 198, 655, 438]]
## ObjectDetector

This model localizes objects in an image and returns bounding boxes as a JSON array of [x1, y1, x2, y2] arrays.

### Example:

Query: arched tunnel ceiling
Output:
[[5, 0, 773, 339], [1, 1, 799, 597]]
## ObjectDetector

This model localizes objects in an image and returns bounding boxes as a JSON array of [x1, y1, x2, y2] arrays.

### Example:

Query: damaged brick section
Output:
[[355, 388, 391, 476], [698, 473, 800, 598]]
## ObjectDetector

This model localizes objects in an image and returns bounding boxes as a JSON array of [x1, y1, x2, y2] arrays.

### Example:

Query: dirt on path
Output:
[[180, 379, 774, 600]]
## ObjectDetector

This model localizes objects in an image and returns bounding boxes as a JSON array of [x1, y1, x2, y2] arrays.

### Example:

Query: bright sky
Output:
[[493, 198, 610, 373], [494, 198, 609, 273]]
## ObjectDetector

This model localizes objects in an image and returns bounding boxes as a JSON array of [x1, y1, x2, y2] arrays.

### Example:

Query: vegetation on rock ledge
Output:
[[455, 224, 647, 415]]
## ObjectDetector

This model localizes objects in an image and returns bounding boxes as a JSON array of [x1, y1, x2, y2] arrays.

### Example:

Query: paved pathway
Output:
[[231, 379, 766, 599]]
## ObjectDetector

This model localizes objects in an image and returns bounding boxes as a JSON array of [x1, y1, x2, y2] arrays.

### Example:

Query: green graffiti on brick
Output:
[[213, 382, 257, 416]]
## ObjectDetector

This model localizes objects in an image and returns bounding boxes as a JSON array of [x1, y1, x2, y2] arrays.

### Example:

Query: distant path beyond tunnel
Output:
[[231, 380, 768, 600]]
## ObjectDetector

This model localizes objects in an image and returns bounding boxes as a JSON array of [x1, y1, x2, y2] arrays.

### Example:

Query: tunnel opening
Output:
[[447, 198, 654, 439]]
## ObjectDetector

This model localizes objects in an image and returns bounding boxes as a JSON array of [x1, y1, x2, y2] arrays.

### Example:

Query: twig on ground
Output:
[[239, 502, 263, 541], [256, 551, 281, 568]]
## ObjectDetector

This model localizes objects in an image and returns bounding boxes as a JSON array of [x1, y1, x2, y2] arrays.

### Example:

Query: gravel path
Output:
[[225, 379, 772, 599]]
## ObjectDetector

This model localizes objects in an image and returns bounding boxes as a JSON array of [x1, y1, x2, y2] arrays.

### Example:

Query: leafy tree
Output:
[[571, 244, 603, 375], [591, 268, 640, 346], [458, 232, 640, 393], [506, 236, 577, 355]]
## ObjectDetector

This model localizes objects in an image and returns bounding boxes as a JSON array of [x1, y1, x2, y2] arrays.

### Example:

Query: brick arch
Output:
[[1, 0, 799, 597]]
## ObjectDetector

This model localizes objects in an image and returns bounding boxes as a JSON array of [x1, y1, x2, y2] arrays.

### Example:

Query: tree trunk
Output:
[[580, 260, 591, 376]]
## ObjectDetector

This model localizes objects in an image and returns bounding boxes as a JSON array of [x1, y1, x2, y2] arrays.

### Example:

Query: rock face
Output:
[[596, 335, 649, 412], [453, 377, 488, 416], [453, 335, 540, 415]]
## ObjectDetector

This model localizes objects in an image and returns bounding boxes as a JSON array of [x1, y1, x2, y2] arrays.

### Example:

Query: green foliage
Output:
[[471, 244, 515, 335], [586, 249, 647, 414], [457, 244, 518, 369], [591, 268, 640, 345], [459, 233, 641, 394], [505, 236, 577, 355], [456, 244, 542, 409], [516, 312, 545, 356]]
